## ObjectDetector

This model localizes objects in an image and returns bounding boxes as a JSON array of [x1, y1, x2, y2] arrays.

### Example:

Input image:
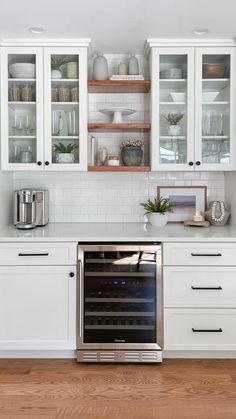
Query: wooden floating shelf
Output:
[[88, 166, 150, 172], [88, 123, 151, 132], [88, 80, 151, 93]]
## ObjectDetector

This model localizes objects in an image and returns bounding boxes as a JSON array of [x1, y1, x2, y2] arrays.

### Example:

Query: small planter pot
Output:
[[57, 153, 75, 164], [121, 147, 143, 166], [168, 125, 181, 136], [148, 213, 168, 227], [51, 69, 62, 79]]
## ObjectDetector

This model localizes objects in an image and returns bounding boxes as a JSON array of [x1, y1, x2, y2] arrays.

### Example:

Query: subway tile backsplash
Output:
[[13, 171, 225, 223]]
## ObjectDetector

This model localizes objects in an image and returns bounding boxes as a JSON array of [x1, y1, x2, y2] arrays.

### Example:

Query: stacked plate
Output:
[[9, 63, 36, 79]]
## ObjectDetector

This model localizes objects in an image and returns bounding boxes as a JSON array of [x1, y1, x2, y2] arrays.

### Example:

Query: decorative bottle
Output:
[[128, 54, 139, 75]]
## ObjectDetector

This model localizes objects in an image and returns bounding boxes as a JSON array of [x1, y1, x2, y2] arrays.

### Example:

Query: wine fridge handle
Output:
[[77, 259, 83, 338]]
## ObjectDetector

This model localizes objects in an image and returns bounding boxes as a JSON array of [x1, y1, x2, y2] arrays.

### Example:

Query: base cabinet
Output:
[[0, 265, 76, 350]]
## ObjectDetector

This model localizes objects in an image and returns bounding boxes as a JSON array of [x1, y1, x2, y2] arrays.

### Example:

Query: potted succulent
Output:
[[141, 197, 172, 227], [51, 57, 72, 79], [53, 142, 78, 164], [120, 139, 144, 166], [162, 112, 184, 136]]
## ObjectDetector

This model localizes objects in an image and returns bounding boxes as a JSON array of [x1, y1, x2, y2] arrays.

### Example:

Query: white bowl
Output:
[[9, 63, 36, 78], [170, 92, 186, 102], [160, 68, 182, 79], [202, 91, 220, 102]]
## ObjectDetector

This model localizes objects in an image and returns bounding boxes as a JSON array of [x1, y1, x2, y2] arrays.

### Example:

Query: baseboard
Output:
[[164, 350, 236, 359], [0, 350, 76, 358]]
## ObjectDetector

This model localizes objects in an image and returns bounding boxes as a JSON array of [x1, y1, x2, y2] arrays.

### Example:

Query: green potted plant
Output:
[[120, 139, 144, 166], [53, 143, 78, 164], [140, 197, 172, 227], [162, 112, 184, 136], [51, 57, 72, 79]]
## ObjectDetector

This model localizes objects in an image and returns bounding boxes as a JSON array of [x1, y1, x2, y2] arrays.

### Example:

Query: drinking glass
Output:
[[66, 110, 77, 135]]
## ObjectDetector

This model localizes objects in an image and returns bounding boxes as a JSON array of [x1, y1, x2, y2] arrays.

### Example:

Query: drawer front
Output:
[[164, 309, 236, 350], [164, 266, 236, 308], [0, 242, 77, 265], [164, 243, 236, 266]]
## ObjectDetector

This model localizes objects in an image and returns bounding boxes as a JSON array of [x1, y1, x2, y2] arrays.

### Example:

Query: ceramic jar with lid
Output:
[[93, 53, 109, 80], [108, 155, 120, 166]]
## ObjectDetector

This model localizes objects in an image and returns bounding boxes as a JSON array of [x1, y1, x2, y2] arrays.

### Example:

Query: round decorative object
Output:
[[121, 147, 143, 166], [57, 153, 75, 164], [148, 213, 168, 227], [93, 53, 109, 80], [128, 55, 139, 75], [168, 125, 181, 136], [205, 201, 230, 226], [51, 69, 62, 79], [99, 107, 136, 123]]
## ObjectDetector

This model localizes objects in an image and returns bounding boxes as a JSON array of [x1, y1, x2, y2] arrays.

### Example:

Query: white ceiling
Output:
[[1, 0, 236, 53]]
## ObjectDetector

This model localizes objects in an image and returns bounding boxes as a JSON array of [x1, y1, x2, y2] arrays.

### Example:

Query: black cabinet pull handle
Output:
[[191, 253, 222, 257], [18, 252, 49, 257], [69, 272, 75, 277], [37, 161, 42, 166], [192, 328, 222, 333], [196, 161, 201, 166], [45, 161, 50, 166], [188, 161, 194, 166], [191, 286, 222, 290]]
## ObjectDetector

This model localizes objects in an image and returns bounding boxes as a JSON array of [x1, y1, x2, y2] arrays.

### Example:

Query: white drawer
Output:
[[164, 242, 236, 266], [0, 242, 77, 265], [164, 266, 236, 308], [164, 309, 236, 350]]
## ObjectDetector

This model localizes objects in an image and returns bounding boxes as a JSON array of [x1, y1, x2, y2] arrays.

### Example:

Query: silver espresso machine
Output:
[[14, 189, 49, 230]]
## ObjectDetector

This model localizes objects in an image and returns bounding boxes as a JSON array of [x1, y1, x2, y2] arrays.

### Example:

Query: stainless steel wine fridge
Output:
[[77, 243, 162, 363]]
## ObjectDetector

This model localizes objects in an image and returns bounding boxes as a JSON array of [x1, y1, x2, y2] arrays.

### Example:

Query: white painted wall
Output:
[[0, 172, 13, 228]]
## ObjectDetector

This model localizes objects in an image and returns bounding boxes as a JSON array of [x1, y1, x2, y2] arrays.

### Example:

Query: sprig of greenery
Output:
[[53, 143, 78, 153], [162, 112, 184, 125], [140, 197, 172, 214], [51, 56, 74, 70]]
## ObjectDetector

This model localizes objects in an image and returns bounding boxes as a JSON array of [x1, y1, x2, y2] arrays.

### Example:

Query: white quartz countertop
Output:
[[0, 222, 236, 242]]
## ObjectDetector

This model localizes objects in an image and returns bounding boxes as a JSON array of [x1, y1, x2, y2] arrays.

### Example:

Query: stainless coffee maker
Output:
[[14, 189, 49, 230]]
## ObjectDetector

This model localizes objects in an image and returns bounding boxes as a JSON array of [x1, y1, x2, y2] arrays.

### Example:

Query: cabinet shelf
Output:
[[51, 78, 79, 82], [88, 80, 151, 93], [88, 123, 151, 132], [160, 102, 186, 106], [8, 78, 36, 83], [88, 165, 150, 172], [51, 102, 79, 105], [52, 136, 79, 140], [202, 78, 230, 89]]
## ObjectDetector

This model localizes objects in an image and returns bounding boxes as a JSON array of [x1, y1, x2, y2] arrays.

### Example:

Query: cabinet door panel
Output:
[[0, 265, 76, 350], [151, 47, 195, 171], [43, 47, 87, 171], [195, 47, 236, 171], [0, 47, 44, 171]]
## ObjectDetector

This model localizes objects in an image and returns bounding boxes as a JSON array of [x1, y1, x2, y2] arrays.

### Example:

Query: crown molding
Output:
[[0, 38, 91, 48], [144, 38, 236, 58]]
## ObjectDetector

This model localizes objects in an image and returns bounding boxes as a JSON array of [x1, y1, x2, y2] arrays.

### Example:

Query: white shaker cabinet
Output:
[[149, 44, 236, 171], [0, 42, 89, 171], [0, 241, 77, 351]]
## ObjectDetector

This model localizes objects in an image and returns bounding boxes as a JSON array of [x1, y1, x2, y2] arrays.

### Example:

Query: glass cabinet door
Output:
[[44, 47, 87, 170], [1, 47, 44, 170], [151, 47, 195, 170], [195, 47, 236, 170]]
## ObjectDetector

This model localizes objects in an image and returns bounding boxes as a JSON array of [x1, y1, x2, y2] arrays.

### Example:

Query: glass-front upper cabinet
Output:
[[44, 47, 87, 170], [195, 47, 236, 170], [151, 48, 195, 170], [1, 47, 44, 170]]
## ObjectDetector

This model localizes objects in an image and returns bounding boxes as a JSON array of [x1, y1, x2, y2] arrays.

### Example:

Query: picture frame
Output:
[[157, 186, 207, 223]]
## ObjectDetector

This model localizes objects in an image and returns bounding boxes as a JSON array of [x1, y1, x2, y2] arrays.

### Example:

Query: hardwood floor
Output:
[[0, 359, 236, 419]]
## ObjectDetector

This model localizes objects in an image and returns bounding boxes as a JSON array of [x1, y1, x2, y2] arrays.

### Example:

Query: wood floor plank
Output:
[[0, 360, 236, 418]]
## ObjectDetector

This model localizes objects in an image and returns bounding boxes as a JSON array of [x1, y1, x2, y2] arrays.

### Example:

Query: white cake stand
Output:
[[99, 107, 136, 123]]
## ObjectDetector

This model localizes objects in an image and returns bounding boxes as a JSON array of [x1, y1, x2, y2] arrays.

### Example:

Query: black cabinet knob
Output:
[[45, 161, 50, 166], [188, 161, 194, 166], [196, 161, 201, 166], [37, 161, 42, 166], [69, 272, 75, 277]]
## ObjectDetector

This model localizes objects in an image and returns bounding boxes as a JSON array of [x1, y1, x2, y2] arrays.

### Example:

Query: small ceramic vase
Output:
[[67, 62, 78, 79], [148, 213, 168, 227], [51, 69, 62, 79], [118, 62, 128, 75], [168, 125, 181, 136], [128, 54, 139, 75], [93, 53, 109, 80]]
